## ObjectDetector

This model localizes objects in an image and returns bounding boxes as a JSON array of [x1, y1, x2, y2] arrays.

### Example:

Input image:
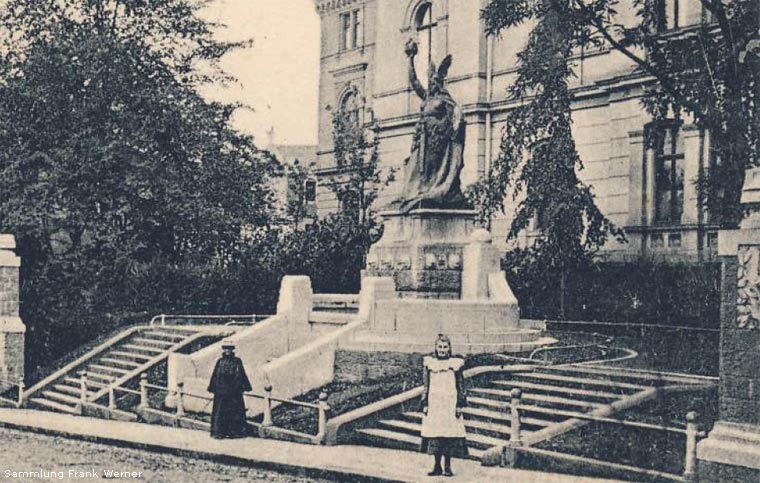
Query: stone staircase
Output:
[[26, 326, 212, 414], [355, 365, 651, 460]]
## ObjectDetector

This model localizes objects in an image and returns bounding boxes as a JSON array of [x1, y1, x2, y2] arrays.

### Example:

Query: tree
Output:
[[283, 159, 315, 230], [0, 0, 277, 362], [482, 0, 760, 226], [328, 109, 394, 225], [469, 0, 625, 316]]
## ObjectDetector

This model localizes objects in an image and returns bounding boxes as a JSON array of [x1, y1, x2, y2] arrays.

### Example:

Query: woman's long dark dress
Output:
[[207, 354, 252, 438]]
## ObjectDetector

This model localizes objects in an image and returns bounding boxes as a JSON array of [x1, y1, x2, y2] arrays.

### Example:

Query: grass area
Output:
[[534, 391, 719, 481], [545, 325, 720, 376]]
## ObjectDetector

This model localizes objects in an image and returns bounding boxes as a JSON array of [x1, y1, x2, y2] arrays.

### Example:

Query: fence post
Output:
[[16, 376, 24, 408], [684, 411, 699, 482], [76, 371, 87, 415], [160, 314, 166, 326], [139, 374, 148, 409], [262, 384, 273, 427], [108, 384, 116, 411], [175, 382, 185, 418], [317, 391, 330, 444], [510, 388, 522, 446]]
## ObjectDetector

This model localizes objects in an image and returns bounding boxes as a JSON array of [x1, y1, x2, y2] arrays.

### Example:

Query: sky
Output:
[[201, 0, 321, 146]]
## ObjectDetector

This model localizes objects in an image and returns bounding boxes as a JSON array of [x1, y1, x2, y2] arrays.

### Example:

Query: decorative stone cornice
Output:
[[314, 0, 363, 15], [328, 62, 368, 77]]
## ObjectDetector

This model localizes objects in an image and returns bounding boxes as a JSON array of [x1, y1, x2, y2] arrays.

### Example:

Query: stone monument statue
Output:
[[391, 39, 468, 213], [363, 40, 479, 298]]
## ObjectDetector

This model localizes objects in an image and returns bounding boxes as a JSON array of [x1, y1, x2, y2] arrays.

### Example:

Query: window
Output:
[[339, 9, 362, 51], [305, 180, 317, 203], [352, 10, 361, 49], [340, 90, 360, 128], [668, 233, 682, 248], [340, 12, 350, 51], [705, 138, 723, 224], [649, 121, 684, 225], [655, 0, 680, 31], [414, 2, 437, 80]]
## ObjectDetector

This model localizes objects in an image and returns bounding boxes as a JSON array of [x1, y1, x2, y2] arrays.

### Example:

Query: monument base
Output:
[[353, 210, 554, 354], [364, 209, 477, 297], [697, 422, 760, 482], [697, 168, 760, 482]]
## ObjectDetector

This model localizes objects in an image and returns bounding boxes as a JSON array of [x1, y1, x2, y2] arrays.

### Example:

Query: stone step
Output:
[[29, 397, 79, 414], [109, 351, 153, 361], [120, 344, 165, 355], [468, 388, 604, 410], [63, 377, 83, 386], [491, 379, 624, 401], [402, 412, 510, 439], [459, 407, 554, 428], [41, 390, 81, 405], [542, 365, 682, 386], [98, 357, 143, 368], [377, 419, 508, 450], [140, 331, 188, 342], [310, 311, 356, 324], [82, 372, 117, 383], [355, 428, 485, 460], [53, 384, 96, 398], [402, 411, 531, 439], [514, 372, 646, 392], [131, 338, 175, 348], [356, 427, 421, 450], [87, 364, 130, 375]]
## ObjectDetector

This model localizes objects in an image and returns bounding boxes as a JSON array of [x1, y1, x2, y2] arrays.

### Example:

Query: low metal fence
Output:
[[83, 373, 331, 445], [148, 314, 272, 327], [505, 388, 705, 482], [312, 294, 360, 313]]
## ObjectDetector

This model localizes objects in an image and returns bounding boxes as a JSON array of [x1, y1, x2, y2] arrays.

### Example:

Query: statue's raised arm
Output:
[[405, 39, 426, 99]]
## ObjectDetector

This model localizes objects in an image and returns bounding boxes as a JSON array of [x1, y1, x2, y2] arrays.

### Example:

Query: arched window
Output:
[[340, 89, 360, 128], [414, 2, 437, 81]]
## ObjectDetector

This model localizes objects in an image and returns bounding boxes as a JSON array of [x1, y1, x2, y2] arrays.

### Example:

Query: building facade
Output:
[[312, 0, 721, 261]]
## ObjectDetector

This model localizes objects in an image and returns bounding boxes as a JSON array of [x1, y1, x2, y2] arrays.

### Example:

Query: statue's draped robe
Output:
[[207, 354, 252, 438], [395, 88, 467, 212]]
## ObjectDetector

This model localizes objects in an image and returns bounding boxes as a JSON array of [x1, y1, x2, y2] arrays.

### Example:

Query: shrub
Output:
[[504, 254, 721, 328]]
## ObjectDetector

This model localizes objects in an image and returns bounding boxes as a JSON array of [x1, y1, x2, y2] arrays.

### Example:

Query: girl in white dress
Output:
[[420, 334, 468, 476]]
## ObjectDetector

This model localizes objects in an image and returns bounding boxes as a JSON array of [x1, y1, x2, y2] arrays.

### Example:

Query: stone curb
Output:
[[0, 416, 401, 483]]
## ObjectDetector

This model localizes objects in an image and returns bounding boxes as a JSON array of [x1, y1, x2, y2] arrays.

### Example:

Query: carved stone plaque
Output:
[[738, 245, 760, 330]]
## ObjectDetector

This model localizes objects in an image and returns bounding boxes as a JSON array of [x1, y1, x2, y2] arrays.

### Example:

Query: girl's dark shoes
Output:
[[428, 468, 443, 476], [444, 468, 454, 477]]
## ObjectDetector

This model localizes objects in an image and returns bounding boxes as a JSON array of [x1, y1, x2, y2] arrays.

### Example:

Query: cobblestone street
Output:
[[0, 428, 334, 482]]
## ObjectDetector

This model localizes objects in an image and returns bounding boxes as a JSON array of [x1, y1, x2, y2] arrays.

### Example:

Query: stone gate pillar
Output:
[[0, 235, 24, 391], [697, 167, 760, 482]]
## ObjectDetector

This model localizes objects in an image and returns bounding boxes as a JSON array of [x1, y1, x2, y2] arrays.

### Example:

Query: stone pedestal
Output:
[[363, 209, 478, 298], [352, 210, 553, 354], [697, 167, 760, 482], [0, 235, 24, 391]]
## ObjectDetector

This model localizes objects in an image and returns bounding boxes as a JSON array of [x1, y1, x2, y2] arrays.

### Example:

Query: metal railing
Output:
[[527, 331, 638, 366], [505, 388, 705, 482], [0, 376, 25, 408], [88, 374, 331, 444], [148, 314, 272, 327], [311, 294, 359, 312]]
